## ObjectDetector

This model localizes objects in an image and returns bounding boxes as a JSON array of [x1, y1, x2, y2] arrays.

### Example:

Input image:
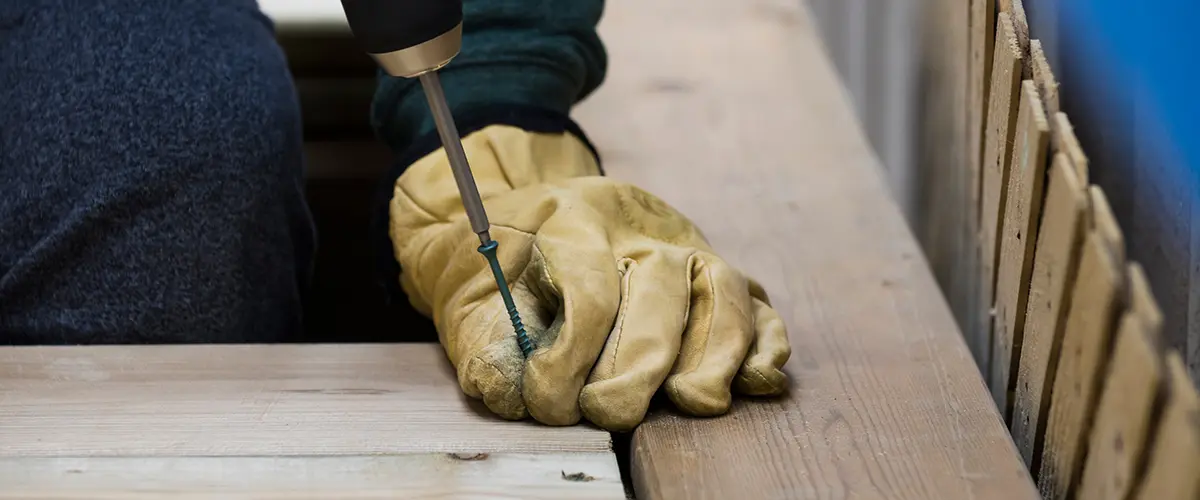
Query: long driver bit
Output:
[[418, 71, 534, 358]]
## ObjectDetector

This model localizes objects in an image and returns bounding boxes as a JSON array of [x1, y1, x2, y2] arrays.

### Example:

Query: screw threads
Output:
[[477, 240, 536, 358]]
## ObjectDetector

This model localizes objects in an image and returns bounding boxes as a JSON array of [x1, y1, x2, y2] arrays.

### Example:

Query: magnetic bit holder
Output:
[[478, 241, 534, 357]]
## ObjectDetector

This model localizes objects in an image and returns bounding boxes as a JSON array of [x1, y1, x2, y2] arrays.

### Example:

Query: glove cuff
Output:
[[371, 105, 602, 305]]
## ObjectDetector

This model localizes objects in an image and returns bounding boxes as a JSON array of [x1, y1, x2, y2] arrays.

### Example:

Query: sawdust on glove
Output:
[[389, 124, 791, 431]]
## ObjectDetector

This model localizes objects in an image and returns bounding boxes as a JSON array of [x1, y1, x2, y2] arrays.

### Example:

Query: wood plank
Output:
[[1011, 155, 1088, 472], [966, 0, 996, 369], [1090, 186, 1127, 264], [1030, 41, 1061, 151], [1053, 113, 1089, 183], [979, 13, 1025, 398], [0, 453, 624, 500], [1078, 264, 1165, 500], [1038, 232, 1127, 500], [1133, 352, 1200, 500], [991, 80, 1050, 419], [573, 0, 1038, 497], [998, 0, 1031, 71], [0, 344, 614, 457]]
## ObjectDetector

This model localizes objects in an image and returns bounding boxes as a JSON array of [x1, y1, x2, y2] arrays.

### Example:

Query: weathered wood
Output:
[[966, 0, 996, 369], [0, 453, 624, 500], [1030, 42, 1060, 140], [1038, 230, 1127, 500], [998, 0, 1031, 73], [1053, 113, 1089, 183], [915, 0, 972, 356], [1011, 155, 1088, 472], [574, 0, 1039, 497], [0, 344, 622, 497], [1078, 264, 1165, 500], [991, 80, 1050, 419], [1133, 352, 1200, 499], [1090, 186, 1127, 264], [979, 13, 1025, 398]]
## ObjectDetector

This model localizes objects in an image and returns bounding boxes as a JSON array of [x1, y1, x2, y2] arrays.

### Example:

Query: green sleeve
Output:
[[369, 0, 607, 153]]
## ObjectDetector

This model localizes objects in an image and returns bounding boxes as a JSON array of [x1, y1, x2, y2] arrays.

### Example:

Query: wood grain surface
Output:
[[1077, 264, 1165, 500], [966, 0, 997, 368], [572, 0, 1037, 498], [991, 80, 1050, 420], [1011, 155, 1088, 472], [1038, 230, 1126, 500], [980, 13, 1025, 398], [0, 453, 623, 500], [0, 344, 623, 498], [1133, 352, 1200, 500]]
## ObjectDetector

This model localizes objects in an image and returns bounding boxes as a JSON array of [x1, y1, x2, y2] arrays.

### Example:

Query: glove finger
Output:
[[522, 214, 621, 426], [732, 280, 792, 395], [664, 253, 755, 416], [579, 251, 690, 431]]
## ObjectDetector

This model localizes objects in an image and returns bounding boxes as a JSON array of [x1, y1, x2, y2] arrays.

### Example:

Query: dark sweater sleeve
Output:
[[368, 0, 607, 155], [368, 0, 608, 306]]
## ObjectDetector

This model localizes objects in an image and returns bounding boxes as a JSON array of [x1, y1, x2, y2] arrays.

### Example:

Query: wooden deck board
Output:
[[573, 0, 1038, 498], [0, 344, 623, 498]]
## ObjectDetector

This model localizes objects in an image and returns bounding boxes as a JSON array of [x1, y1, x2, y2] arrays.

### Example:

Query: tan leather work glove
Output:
[[389, 124, 791, 431]]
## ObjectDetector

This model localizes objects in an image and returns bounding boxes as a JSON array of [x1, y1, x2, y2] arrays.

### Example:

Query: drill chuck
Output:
[[338, 0, 464, 78]]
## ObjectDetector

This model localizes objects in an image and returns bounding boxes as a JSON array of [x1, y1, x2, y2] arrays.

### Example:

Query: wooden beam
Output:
[[574, 0, 1038, 497]]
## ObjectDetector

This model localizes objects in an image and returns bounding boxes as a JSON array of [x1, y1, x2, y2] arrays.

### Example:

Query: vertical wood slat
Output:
[[1011, 155, 1088, 472], [1038, 188, 1127, 500], [1054, 113, 1089, 183], [991, 80, 1051, 420], [1030, 41, 1061, 144], [980, 13, 1024, 401], [1078, 264, 1166, 500], [965, 0, 995, 370], [1133, 352, 1200, 499]]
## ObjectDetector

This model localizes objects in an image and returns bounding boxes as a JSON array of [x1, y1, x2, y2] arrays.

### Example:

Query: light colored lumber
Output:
[[572, 0, 1038, 498], [1038, 231, 1126, 500], [966, 0, 996, 369], [0, 453, 623, 500], [1078, 264, 1165, 500], [1090, 186, 1126, 264], [0, 344, 613, 457], [991, 80, 1050, 419], [0, 344, 622, 497], [997, 0, 1031, 68], [1054, 113, 1089, 183], [1011, 155, 1088, 470], [1030, 41, 1060, 138], [1133, 352, 1200, 500], [980, 13, 1025, 403]]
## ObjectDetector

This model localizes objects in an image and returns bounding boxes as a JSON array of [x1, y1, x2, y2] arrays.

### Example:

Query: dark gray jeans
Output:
[[0, 0, 315, 344]]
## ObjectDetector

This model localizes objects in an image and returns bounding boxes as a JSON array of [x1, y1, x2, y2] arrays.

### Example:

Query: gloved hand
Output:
[[388, 124, 791, 431]]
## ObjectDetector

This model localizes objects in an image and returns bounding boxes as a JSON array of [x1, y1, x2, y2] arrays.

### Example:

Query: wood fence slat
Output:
[[967, 0, 997, 370], [997, 0, 1031, 76], [991, 80, 1051, 420], [980, 12, 1025, 401], [1078, 264, 1165, 500], [1090, 186, 1127, 264], [1054, 113, 1089, 183], [1030, 41, 1060, 143], [1038, 229, 1126, 500], [1133, 352, 1200, 500], [1012, 155, 1088, 473]]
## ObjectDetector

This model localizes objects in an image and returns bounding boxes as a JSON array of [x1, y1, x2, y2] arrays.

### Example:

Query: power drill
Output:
[[338, 0, 534, 358]]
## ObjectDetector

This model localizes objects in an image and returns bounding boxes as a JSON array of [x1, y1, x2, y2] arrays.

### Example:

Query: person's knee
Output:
[[0, 0, 314, 344]]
